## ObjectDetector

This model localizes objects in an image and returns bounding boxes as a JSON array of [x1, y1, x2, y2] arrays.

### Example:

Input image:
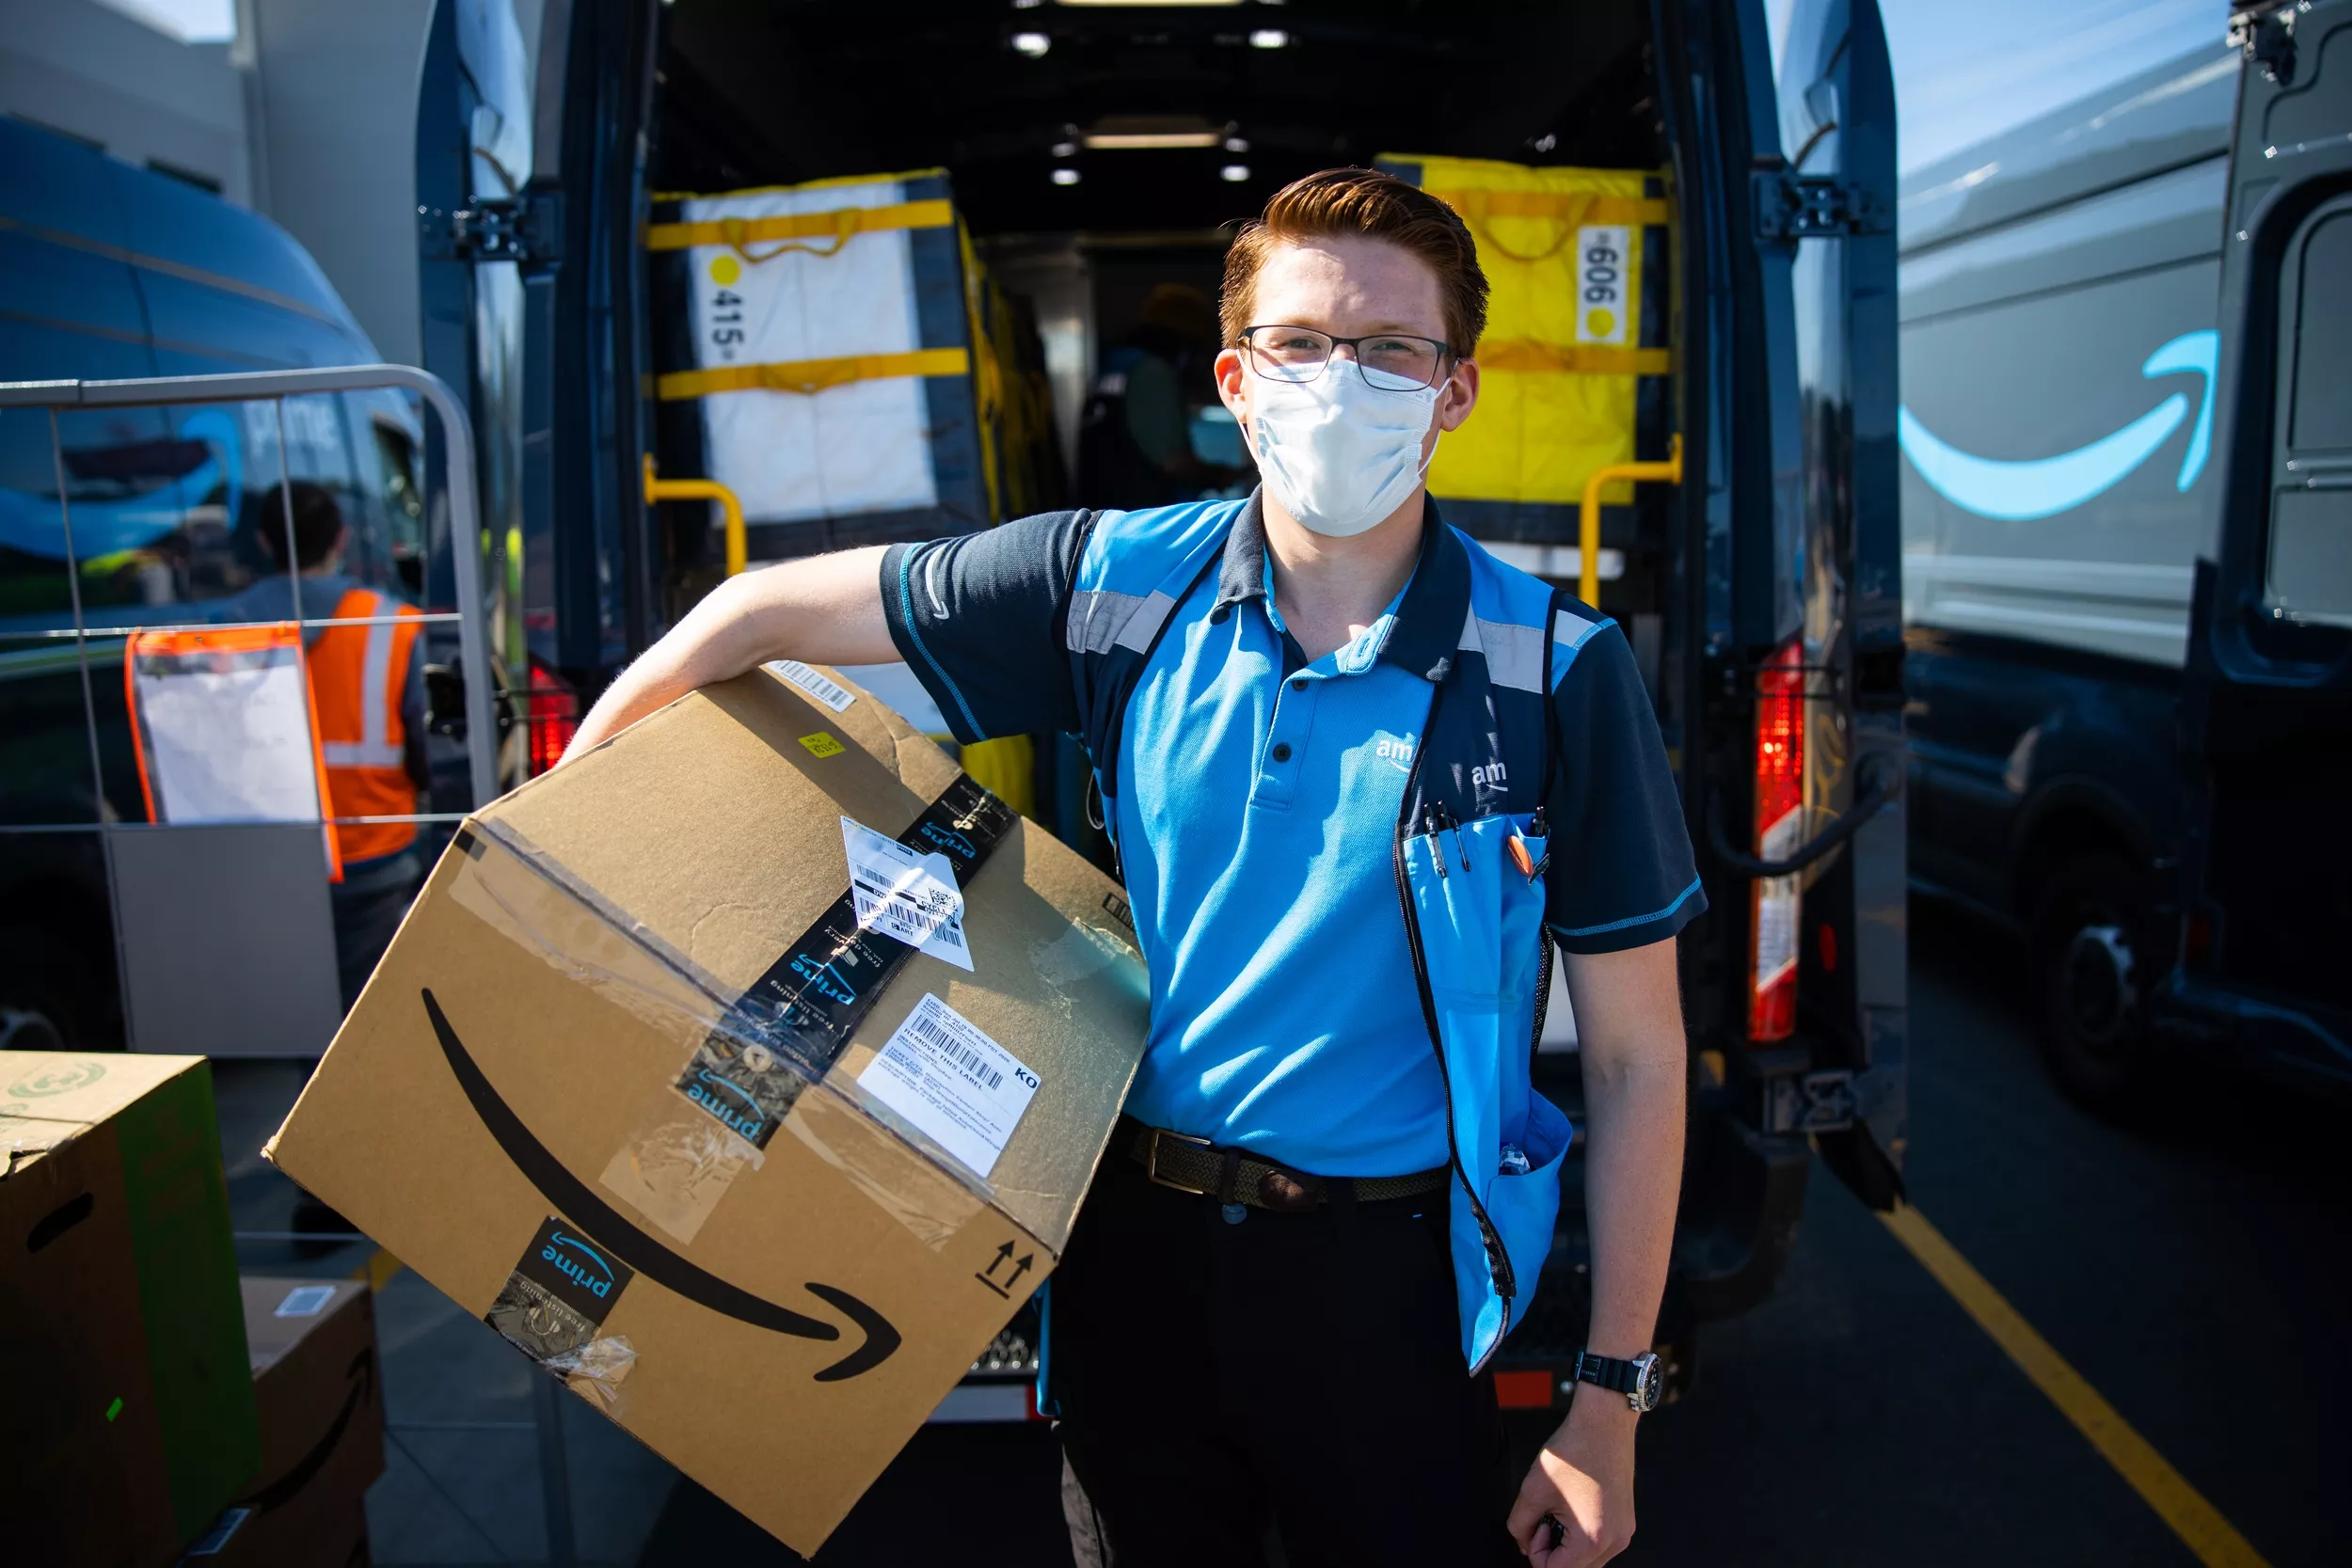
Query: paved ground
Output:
[[214, 897, 2349, 1566]]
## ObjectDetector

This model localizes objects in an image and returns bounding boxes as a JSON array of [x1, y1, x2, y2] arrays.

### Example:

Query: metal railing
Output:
[[0, 366, 502, 1059], [0, 365, 500, 805]]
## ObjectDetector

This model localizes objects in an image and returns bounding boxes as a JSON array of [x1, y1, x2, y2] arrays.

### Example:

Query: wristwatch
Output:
[[1571, 1348, 1663, 1413]]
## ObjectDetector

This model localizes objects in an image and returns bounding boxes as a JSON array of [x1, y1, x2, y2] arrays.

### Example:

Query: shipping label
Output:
[[841, 816, 973, 971], [858, 993, 1041, 1180]]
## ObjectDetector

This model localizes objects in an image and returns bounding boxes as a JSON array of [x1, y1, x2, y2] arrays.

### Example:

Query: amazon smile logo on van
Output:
[[1899, 329, 2217, 521]]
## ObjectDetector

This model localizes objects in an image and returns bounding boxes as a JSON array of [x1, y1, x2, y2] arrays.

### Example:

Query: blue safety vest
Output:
[[1057, 498, 1594, 1370]]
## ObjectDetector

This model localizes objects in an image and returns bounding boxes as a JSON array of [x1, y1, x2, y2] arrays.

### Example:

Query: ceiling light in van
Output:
[[1012, 32, 1052, 55], [1053, 140, 1079, 157], [1052, 168, 1082, 186], [1220, 164, 1251, 182], [1084, 131, 1224, 150], [1224, 136, 1248, 152], [1248, 28, 1289, 48]]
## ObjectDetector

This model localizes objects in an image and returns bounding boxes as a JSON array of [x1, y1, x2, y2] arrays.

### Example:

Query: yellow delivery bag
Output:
[[1376, 155, 1672, 541]]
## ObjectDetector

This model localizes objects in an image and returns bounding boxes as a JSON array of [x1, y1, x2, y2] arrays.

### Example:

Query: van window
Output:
[[2267, 198, 2352, 626]]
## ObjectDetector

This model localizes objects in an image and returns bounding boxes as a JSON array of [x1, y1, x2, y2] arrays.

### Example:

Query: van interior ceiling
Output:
[[653, 2, 1663, 234], [644, 0, 1677, 643]]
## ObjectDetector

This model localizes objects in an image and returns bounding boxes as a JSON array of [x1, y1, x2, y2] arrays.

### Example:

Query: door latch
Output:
[[1752, 172, 1890, 241], [422, 192, 563, 266]]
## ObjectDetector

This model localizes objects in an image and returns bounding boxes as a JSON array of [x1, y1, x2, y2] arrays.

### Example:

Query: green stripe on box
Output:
[[115, 1060, 260, 1543]]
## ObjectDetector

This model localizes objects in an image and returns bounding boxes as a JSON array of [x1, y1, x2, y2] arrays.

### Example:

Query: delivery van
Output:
[[0, 117, 437, 1052], [401, 0, 1912, 1405], [1899, 2, 2351, 1107]]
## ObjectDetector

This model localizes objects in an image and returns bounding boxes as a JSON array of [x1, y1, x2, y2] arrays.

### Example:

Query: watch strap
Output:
[[1573, 1350, 1641, 1395]]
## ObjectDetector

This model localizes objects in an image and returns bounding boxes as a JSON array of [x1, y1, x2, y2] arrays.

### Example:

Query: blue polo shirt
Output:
[[881, 496, 1702, 1177]]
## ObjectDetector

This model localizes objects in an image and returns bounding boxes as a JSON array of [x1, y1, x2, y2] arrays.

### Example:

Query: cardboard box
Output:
[[264, 665, 1150, 1552], [183, 1278, 384, 1567], [0, 1052, 260, 1566]]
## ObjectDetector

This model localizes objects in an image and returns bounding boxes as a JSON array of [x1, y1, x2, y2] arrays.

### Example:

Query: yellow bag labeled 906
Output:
[[1376, 154, 1673, 544]]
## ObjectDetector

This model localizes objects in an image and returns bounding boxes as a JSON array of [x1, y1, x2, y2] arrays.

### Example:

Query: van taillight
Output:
[[525, 657, 580, 777], [1749, 640, 1804, 1041]]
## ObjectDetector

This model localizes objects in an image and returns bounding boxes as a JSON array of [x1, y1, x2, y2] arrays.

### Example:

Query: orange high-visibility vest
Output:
[[310, 586, 424, 863], [124, 619, 343, 879]]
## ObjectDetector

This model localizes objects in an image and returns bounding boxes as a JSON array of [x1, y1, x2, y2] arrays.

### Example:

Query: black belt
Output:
[[1121, 1117, 1450, 1213]]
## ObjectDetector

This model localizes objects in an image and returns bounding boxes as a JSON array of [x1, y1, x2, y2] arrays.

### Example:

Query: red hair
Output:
[[1219, 167, 1490, 355]]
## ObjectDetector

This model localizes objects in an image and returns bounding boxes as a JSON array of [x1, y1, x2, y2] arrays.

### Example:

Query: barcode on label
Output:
[[839, 816, 971, 969], [852, 880, 953, 940], [859, 992, 1040, 1179], [767, 659, 855, 713], [904, 1011, 1004, 1090]]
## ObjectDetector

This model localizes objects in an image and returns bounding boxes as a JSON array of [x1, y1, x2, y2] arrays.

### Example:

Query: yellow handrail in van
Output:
[[1578, 434, 1682, 606], [644, 454, 748, 578]]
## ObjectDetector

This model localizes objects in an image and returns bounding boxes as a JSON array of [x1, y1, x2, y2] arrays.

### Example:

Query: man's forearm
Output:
[[564, 546, 897, 762], [1577, 1051, 1684, 1360], [1563, 939, 1688, 1363]]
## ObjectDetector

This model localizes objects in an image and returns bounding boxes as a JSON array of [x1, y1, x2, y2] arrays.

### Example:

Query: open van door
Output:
[[2169, 1, 2352, 1094], [1756, 0, 1909, 1203]]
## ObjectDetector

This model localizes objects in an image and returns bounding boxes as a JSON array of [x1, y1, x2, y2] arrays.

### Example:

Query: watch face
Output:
[[1634, 1354, 1663, 1410]]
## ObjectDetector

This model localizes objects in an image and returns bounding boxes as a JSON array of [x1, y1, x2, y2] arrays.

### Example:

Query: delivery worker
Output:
[[566, 168, 1700, 1568], [218, 481, 430, 1008], [1080, 281, 1246, 508]]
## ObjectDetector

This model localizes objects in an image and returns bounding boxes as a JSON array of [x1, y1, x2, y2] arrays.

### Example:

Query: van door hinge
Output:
[[1767, 1069, 1856, 1134], [2229, 4, 2296, 85], [1752, 172, 1890, 241], [422, 193, 563, 265]]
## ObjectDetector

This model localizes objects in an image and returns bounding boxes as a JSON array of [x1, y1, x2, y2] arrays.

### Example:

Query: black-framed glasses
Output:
[[1240, 325, 1454, 392]]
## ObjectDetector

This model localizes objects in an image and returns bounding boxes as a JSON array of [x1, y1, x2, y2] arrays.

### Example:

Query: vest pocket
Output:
[[1486, 1089, 1573, 1331], [1405, 811, 1549, 1004]]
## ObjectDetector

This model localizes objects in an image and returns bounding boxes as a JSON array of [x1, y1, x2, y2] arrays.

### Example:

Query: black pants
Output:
[[1051, 1153, 1519, 1568]]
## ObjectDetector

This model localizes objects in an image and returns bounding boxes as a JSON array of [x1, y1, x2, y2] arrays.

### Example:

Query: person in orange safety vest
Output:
[[216, 481, 430, 1008]]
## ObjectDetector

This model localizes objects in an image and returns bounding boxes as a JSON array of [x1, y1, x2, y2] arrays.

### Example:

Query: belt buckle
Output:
[[1144, 1128, 1214, 1194]]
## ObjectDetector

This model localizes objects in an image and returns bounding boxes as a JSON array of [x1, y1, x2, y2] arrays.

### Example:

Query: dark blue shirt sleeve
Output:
[[1544, 623, 1708, 953], [880, 511, 1090, 744]]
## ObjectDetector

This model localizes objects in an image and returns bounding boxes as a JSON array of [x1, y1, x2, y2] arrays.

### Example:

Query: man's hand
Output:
[[1507, 1391, 1637, 1565]]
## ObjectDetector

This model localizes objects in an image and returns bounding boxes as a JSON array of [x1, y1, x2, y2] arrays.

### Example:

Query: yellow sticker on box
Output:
[[799, 732, 845, 758]]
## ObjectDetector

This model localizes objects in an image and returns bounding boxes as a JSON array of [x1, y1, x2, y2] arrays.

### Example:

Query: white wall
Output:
[[239, 0, 436, 366], [0, 0, 251, 204]]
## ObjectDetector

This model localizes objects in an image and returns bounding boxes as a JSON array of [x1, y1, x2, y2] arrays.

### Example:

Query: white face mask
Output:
[[1246, 365, 1440, 538]]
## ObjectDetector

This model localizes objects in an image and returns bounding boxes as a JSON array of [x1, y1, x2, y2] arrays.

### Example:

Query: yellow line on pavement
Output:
[[1878, 1203, 2270, 1568]]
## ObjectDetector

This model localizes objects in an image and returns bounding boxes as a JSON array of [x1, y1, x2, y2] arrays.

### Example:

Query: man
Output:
[[567, 169, 1700, 1567], [217, 481, 430, 1008]]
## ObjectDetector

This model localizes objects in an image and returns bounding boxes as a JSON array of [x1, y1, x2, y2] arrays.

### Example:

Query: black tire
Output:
[[0, 926, 115, 1053], [2030, 851, 2153, 1109]]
